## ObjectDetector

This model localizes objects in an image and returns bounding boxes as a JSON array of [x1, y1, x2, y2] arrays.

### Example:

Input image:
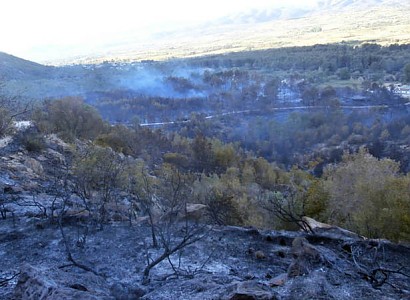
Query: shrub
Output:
[[20, 132, 46, 152], [0, 107, 13, 137], [34, 97, 107, 142], [323, 148, 410, 241]]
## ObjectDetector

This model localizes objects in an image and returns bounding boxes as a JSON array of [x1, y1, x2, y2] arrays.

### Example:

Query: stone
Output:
[[287, 237, 323, 278], [301, 216, 363, 239], [268, 273, 288, 287], [13, 264, 114, 300], [185, 203, 208, 221], [110, 282, 146, 300], [254, 250, 266, 260], [24, 157, 44, 176], [221, 281, 277, 300]]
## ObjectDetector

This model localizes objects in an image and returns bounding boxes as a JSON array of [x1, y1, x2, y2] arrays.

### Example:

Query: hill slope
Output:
[[61, 0, 410, 64], [0, 52, 54, 80], [1, 128, 409, 299]]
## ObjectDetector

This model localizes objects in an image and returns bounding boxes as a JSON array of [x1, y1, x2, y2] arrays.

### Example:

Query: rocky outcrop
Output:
[[13, 264, 114, 300], [301, 216, 364, 240]]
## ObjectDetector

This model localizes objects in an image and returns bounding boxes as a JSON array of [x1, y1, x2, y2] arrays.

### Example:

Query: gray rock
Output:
[[110, 282, 146, 300], [13, 264, 114, 300], [287, 237, 323, 278], [220, 281, 277, 300]]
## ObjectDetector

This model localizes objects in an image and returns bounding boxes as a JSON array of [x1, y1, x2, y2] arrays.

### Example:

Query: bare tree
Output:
[[258, 184, 314, 233], [347, 241, 410, 289], [128, 164, 159, 247], [47, 160, 101, 276], [141, 165, 209, 284]]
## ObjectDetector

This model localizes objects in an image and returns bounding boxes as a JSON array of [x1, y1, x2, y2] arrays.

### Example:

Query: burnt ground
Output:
[[1, 215, 410, 299]]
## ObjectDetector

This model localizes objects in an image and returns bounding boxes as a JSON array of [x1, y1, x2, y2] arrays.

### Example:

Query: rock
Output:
[[0, 136, 12, 148], [301, 216, 363, 239], [24, 157, 44, 176], [287, 237, 323, 278], [281, 269, 336, 299], [45, 134, 72, 153], [3, 184, 22, 194], [13, 264, 114, 300], [301, 216, 333, 231], [46, 148, 66, 164], [221, 281, 277, 300], [110, 282, 146, 300], [185, 203, 208, 221], [268, 273, 288, 287], [254, 250, 266, 260]]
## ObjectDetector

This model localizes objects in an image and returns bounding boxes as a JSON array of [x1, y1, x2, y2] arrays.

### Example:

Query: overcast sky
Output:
[[0, 0, 318, 63]]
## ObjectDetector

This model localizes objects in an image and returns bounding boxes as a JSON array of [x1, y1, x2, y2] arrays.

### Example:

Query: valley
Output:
[[1, 1, 410, 299]]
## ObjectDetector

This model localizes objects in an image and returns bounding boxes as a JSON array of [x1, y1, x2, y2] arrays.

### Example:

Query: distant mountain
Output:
[[2, 0, 410, 65], [60, 0, 410, 65], [221, 0, 410, 26], [0, 52, 53, 80], [316, 0, 396, 10]]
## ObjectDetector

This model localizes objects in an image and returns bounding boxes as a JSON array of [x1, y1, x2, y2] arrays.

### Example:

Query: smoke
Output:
[[113, 64, 208, 98]]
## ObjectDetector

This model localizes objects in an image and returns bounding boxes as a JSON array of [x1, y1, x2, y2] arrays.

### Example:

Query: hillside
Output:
[[1, 124, 409, 299], [0, 52, 54, 80], [54, 0, 410, 64]]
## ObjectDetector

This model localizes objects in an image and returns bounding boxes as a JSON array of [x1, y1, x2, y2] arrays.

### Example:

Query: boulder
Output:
[[301, 216, 363, 239], [13, 264, 114, 300], [185, 203, 208, 221], [287, 237, 323, 278]]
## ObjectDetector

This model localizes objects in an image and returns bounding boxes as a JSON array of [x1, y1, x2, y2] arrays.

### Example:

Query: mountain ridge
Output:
[[54, 0, 410, 65], [1, 0, 410, 65], [0, 51, 53, 79]]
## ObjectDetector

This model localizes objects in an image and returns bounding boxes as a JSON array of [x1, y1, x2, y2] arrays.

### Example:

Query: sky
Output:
[[0, 0, 318, 63]]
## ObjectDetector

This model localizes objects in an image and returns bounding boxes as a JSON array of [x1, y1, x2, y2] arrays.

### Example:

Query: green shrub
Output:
[[323, 149, 410, 241], [33, 97, 107, 142]]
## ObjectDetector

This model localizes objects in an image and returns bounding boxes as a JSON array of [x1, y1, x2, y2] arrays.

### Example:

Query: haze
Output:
[[1, 0, 317, 63]]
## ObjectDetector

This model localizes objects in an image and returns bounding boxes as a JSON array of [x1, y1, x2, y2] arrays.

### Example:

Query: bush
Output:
[[323, 149, 410, 241], [20, 132, 46, 152], [0, 107, 13, 137], [34, 97, 107, 142]]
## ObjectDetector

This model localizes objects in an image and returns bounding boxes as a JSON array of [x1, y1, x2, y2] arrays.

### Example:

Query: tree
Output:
[[404, 63, 410, 83], [34, 97, 106, 142], [258, 186, 313, 233], [323, 148, 410, 241], [337, 67, 351, 80], [0, 107, 13, 137], [128, 161, 159, 247], [73, 145, 127, 228], [140, 164, 208, 283], [0, 83, 31, 137], [191, 134, 214, 173], [301, 86, 319, 106]]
